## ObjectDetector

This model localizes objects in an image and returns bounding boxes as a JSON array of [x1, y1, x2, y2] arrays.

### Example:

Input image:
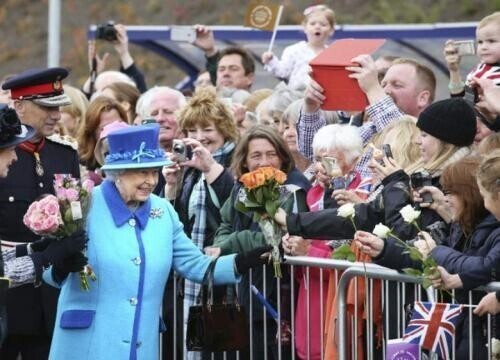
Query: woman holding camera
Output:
[[162, 89, 238, 360]]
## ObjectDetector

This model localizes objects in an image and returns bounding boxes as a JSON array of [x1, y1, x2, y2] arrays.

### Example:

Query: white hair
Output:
[[144, 86, 186, 116], [135, 88, 156, 120], [312, 124, 363, 165], [103, 169, 125, 182], [95, 71, 136, 91]]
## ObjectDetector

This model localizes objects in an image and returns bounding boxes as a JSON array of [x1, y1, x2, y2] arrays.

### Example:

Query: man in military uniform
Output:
[[0, 67, 80, 359]]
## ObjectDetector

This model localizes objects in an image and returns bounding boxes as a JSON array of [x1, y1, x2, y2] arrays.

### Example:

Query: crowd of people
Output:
[[0, 4, 499, 360]]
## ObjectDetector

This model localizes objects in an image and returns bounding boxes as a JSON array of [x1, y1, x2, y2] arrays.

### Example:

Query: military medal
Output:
[[34, 152, 44, 176]]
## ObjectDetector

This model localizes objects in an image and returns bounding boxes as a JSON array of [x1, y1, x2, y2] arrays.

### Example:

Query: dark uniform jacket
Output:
[[0, 136, 79, 336]]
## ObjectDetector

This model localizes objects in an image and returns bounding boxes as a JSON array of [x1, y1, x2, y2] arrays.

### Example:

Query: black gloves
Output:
[[29, 229, 87, 282], [16, 237, 54, 257], [52, 252, 88, 284], [234, 245, 273, 274]]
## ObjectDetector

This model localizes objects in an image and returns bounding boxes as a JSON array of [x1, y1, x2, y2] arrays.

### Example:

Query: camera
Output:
[[382, 144, 393, 159], [172, 139, 192, 162], [410, 170, 433, 204], [95, 21, 118, 41], [331, 176, 346, 190]]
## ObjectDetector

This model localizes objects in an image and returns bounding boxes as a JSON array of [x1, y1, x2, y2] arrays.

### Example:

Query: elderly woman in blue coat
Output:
[[43, 124, 269, 360]]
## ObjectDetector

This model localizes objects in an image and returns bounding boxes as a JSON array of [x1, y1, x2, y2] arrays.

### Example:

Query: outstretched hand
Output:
[[234, 245, 273, 274]]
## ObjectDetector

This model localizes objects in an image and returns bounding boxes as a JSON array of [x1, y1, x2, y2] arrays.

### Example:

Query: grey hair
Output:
[[104, 169, 126, 182], [144, 86, 187, 116], [312, 124, 363, 165]]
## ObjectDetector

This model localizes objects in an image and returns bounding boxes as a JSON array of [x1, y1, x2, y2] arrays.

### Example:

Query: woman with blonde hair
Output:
[[60, 85, 89, 138]]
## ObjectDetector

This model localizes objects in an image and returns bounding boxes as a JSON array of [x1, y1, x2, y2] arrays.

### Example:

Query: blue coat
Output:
[[43, 180, 239, 360]]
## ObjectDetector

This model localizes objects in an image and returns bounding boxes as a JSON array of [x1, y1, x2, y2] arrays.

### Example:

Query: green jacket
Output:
[[213, 184, 308, 255]]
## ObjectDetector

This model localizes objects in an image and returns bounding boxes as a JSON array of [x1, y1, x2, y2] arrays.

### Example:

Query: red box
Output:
[[309, 38, 385, 111]]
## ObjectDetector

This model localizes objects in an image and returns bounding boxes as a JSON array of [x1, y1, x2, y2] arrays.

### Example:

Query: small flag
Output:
[[244, 1, 280, 31], [403, 301, 463, 360], [386, 339, 420, 360]]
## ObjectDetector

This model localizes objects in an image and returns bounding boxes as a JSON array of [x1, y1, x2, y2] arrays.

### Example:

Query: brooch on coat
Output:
[[149, 208, 164, 219]]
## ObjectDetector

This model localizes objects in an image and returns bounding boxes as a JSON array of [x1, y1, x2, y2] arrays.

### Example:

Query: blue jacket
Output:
[[44, 181, 239, 360]]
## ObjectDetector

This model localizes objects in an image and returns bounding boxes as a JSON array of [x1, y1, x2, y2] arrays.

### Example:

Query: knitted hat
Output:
[[416, 98, 476, 147]]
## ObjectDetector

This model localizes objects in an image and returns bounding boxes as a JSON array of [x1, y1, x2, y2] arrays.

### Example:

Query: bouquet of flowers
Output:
[[23, 174, 96, 291], [235, 166, 287, 277], [372, 205, 442, 291]]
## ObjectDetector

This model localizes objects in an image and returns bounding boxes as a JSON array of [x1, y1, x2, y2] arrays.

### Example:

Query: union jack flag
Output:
[[403, 301, 463, 360]]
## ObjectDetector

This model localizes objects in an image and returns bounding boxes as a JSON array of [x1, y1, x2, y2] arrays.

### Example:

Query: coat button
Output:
[[39, 182, 44, 188], [8, 196, 14, 202], [128, 218, 136, 227], [136, 341, 142, 347], [132, 257, 141, 265], [129, 297, 138, 306]]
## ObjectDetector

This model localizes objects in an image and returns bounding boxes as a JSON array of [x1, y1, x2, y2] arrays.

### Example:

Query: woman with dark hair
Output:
[[355, 156, 500, 359], [212, 125, 310, 359], [77, 96, 128, 184], [101, 82, 140, 124]]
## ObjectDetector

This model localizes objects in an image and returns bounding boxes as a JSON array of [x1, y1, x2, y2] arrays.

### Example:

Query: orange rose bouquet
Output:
[[236, 166, 287, 277]]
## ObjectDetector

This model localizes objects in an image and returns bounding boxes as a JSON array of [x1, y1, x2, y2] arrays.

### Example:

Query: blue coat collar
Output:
[[101, 180, 151, 230]]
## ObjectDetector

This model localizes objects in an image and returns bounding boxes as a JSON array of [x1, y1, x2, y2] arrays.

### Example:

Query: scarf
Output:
[[183, 141, 235, 359]]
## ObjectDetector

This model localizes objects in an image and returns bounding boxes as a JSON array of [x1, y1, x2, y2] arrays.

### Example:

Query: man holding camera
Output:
[[0, 67, 80, 359]]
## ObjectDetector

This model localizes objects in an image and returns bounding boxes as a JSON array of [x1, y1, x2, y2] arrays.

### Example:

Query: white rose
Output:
[[337, 203, 355, 218], [372, 223, 391, 239], [492, 338, 500, 356], [400, 204, 421, 223]]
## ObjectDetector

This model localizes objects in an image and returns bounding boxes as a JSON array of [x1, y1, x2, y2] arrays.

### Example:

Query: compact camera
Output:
[[95, 21, 118, 41], [463, 86, 479, 105], [410, 170, 433, 204], [172, 139, 192, 162]]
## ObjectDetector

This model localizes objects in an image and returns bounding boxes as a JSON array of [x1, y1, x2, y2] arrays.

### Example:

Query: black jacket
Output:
[[287, 170, 448, 241], [0, 138, 80, 336]]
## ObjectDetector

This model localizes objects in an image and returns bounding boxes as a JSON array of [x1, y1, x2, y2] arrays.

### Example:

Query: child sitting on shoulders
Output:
[[261, 4, 335, 90]]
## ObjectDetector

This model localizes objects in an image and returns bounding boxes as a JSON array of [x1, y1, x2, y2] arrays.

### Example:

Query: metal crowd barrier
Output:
[[162, 257, 500, 360]]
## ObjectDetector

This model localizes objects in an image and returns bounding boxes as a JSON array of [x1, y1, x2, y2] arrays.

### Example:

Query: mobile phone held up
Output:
[[454, 40, 476, 56], [170, 26, 196, 43]]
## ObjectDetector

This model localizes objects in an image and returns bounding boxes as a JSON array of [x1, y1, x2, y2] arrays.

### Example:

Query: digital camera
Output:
[[172, 139, 192, 162], [95, 21, 118, 41]]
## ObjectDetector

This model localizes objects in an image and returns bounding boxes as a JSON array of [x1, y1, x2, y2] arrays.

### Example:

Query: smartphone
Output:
[[331, 176, 346, 190], [464, 86, 479, 104], [454, 40, 476, 56], [170, 26, 196, 43], [382, 144, 393, 159]]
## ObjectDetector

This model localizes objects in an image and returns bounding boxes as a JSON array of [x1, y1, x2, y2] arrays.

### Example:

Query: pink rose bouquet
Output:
[[23, 174, 96, 291]]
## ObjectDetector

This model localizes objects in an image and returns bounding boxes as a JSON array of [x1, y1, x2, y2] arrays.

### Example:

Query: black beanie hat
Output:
[[416, 98, 477, 147]]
